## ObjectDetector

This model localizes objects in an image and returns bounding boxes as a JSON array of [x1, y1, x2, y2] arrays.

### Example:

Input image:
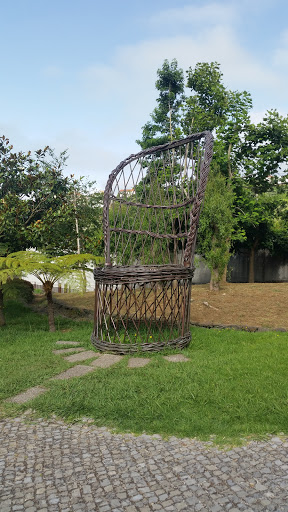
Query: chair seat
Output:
[[94, 264, 195, 285]]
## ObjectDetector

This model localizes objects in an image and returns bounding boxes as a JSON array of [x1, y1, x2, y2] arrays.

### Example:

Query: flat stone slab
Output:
[[51, 365, 95, 380], [90, 354, 123, 368], [64, 350, 100, 363], [6, 386, 48, 404], [56, 340, 80, 346], [53, 347, 85, 355], [127, 357, 151, 368], [163, 354, 190, 363]]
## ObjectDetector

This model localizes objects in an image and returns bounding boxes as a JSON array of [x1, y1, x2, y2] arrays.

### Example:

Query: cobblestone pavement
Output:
[[1, 417, 288, 511]]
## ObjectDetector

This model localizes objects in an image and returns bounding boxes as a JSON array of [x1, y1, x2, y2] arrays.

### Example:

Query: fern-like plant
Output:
[[0, 251, 103, 331]]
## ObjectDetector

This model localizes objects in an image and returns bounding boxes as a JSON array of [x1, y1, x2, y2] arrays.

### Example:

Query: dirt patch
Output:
[[53, 283, 288, 330], [190, 282, 288, 330]]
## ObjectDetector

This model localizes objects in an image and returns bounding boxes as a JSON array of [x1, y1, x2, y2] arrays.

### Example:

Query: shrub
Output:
[[3, 278, 34, 304]]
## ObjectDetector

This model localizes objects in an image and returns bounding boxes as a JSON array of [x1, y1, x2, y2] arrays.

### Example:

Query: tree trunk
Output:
[[220, 264, 228, 285], [0, 286, 6, 326], [248, 241, 258, 283], [44, 282, 55, 332], [227, 142, 233, 179], [210, 268, 220, 291]]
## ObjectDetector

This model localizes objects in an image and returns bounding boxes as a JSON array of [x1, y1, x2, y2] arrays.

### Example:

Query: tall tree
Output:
[[136, 59, 184, 149], [238, 110, 288, 193], [137, 60, 288, 287], [0, 136, 104, 258], [233, 181, 288, 282], [231, 110, 288, 281], [183, 61, 228, 134], [197, 166, 236, 290], [38, 180, 104, 257], [0, 136, 73, 254]]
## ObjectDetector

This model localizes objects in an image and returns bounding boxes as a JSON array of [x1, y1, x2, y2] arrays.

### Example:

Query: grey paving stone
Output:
[[5, 386, 48, 404], [56, 341, 81, 346], [52, 347, 85, 355], [89, 354, 123, 368], [51, 365, 95, 380], [163, 354, 190, 362], [64, 351, 100, 363], [1, 417, 288, 512], [127, 357, 151, 368]]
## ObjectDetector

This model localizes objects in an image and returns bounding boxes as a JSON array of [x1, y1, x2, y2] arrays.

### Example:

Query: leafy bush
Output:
[[3, 278, 34, 304]]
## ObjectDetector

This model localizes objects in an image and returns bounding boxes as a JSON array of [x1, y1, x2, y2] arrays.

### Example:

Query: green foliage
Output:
[[0, 251, 24, 285], [0, 136, 74, 254], [40, 180, 104, 257], [7, 251, 104, 286], [110, 198, 172, 265], [183, 62, 229, 133], [0, 136, 104, 257], [270, 191, 288, 254], [197, 166, 236, 286], [137, 59, 288, 282], [0, 251, 104, 330], [233, 182, 288, 255], [3, 278, 34, 304], [239, 110, 288, 193], [136, 59, 184, 148], [73, 182, 104, 256]]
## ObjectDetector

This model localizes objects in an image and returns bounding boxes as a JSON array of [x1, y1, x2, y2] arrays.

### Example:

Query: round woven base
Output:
[[91, 332, 191, 355]]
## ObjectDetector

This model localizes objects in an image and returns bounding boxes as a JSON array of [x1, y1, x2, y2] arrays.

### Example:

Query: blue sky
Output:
[[1, 0, 288, 189]]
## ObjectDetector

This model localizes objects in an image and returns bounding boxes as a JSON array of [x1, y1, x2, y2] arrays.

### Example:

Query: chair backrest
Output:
[[103, 131, 213, 268]]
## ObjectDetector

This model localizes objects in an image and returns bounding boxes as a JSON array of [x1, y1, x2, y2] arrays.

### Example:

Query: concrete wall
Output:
[[192, 250, 288, 284], [228, 249, 288, 283], [192, 255, 211, 284]]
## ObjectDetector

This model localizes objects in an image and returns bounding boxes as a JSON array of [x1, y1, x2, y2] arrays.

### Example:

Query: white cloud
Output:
[[80, 27, 283, 117], [273, 29, 288, 66], [75, 22, 288, 180], [4, 3, 288, 186], [150, 2, 238, 26]]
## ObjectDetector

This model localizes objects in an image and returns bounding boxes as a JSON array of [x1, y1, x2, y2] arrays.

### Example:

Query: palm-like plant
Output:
[[0, 251, 104, 331]]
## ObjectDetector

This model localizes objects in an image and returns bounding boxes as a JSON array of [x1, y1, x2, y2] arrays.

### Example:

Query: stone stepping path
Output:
[[53, 347, 85, 355], [128, 357, 150, 368], [90, 354, 123, 368], [56, 340, 80, 346], [51, 365, 95, 380], [163, 354, 190, 362], [64, 350, 101, 363], [6, 386, 48, 404], [5, 341, 191, 404]]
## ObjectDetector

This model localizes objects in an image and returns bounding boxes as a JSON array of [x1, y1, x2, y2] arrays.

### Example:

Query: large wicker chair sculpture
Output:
[[91, 131, 213, 354]]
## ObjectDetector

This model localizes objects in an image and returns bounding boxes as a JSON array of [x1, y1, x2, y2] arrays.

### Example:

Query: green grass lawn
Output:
[[1, 300, 288, 444]]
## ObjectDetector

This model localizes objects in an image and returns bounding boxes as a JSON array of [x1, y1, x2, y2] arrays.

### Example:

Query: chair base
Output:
[[91, 331, 191, 355]]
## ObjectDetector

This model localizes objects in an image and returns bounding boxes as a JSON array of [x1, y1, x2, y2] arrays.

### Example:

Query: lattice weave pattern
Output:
[[92, 131, 213, 354]]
